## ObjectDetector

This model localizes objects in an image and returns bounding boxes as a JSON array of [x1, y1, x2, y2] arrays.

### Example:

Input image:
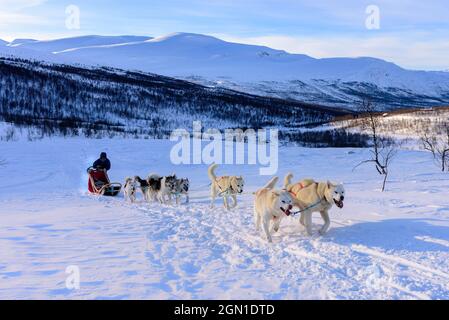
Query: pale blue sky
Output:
[[0, 0, 448, 70]]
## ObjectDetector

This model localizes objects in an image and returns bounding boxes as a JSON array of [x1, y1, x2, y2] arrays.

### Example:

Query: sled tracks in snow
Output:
[[100, 196, 449, 299]]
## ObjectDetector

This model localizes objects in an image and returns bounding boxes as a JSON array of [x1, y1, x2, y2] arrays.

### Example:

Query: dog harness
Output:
[[217, 186, 234, 197], [288, 200, 323, 217], [216, 177, 236, 197], [288, 182, 306, 198], [287, 182, 321, 216]]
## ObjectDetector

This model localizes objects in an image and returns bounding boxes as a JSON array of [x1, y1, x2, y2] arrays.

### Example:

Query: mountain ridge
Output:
[[7, 35, 153, 52], [1, 33, 448, 110]]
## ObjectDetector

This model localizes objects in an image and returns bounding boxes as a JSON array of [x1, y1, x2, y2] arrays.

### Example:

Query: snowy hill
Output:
[[7, 38, 37, 46], [1, 33, 449, 109], [0, 56, 349, 140], [0, 40, 66, 64], [55, 33, 303, 79], [4, 32, 446, 110], [0, 35, 154, 66], [7, 35, 153, 53]]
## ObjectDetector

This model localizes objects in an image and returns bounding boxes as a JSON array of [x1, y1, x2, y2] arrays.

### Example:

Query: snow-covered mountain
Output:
[[7, 38, 37, 46], [0, 35, 153, 66], [2, 33, 449, 109], [7, 35, 152, 52], [1, 56, 347, 140]]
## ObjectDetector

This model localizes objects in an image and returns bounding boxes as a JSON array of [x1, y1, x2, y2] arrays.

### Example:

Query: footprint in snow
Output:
[[180, 262, 201, 275]]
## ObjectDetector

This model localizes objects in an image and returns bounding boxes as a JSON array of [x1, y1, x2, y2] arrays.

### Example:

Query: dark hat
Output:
[[100, 152, 107, 158]]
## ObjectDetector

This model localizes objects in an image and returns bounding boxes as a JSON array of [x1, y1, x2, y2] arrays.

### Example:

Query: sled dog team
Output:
[[124, 174, 190, 205], [124, 164, 345, 241]]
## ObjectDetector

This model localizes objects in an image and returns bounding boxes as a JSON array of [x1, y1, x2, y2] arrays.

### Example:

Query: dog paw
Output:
[[318, 229, 328, 236]]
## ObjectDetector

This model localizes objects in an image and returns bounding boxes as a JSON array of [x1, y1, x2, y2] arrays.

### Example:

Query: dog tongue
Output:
[[338, 201, 344, 208]]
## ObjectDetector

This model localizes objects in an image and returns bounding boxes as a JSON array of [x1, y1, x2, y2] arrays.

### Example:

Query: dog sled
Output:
[[87, 166, 122, 196]]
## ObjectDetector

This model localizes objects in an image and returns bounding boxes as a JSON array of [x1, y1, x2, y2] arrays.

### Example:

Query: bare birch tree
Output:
[[354, 99, 397, 192], [421, 125, 449, 172]]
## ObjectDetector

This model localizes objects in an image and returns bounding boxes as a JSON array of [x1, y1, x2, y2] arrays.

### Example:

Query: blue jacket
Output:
[[93, 158, 111, 171]]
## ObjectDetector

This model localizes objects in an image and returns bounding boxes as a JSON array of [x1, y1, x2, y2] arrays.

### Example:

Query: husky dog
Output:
[[134, 176, 150, 201], [254, 177, 294, 242], [157, 174, 178, 204], [146, 174, 163, 202], [208, 164, 244, 210], [123, 177, 137, 203], [174, 178, 190, 205], [284, 173, 345, 236]]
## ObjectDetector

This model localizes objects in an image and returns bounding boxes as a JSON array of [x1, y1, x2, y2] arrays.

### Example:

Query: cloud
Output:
[[277, 0, 449, 27], [0, 12, 45, 27], [0, 0, 49, 32], [0, 0, 47, 10]]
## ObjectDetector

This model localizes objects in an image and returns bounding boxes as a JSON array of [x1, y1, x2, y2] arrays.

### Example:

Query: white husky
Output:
[[284, 173, 345, 236], [208, 164, 244, 210], [123, 177, 137, 203], [254, 177, 294, 242]]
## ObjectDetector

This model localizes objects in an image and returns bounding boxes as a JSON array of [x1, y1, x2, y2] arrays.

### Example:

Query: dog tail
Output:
[[208, 163, 218, 182], [283, 173, 293, 190], [263, 176, 278, 190]]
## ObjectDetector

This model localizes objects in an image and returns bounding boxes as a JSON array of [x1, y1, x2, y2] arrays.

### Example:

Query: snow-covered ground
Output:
[[1, 138, 449, 299]]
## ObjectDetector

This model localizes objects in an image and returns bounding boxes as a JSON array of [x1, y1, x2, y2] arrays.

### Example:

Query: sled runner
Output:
[[87, 166, 122, 196]]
